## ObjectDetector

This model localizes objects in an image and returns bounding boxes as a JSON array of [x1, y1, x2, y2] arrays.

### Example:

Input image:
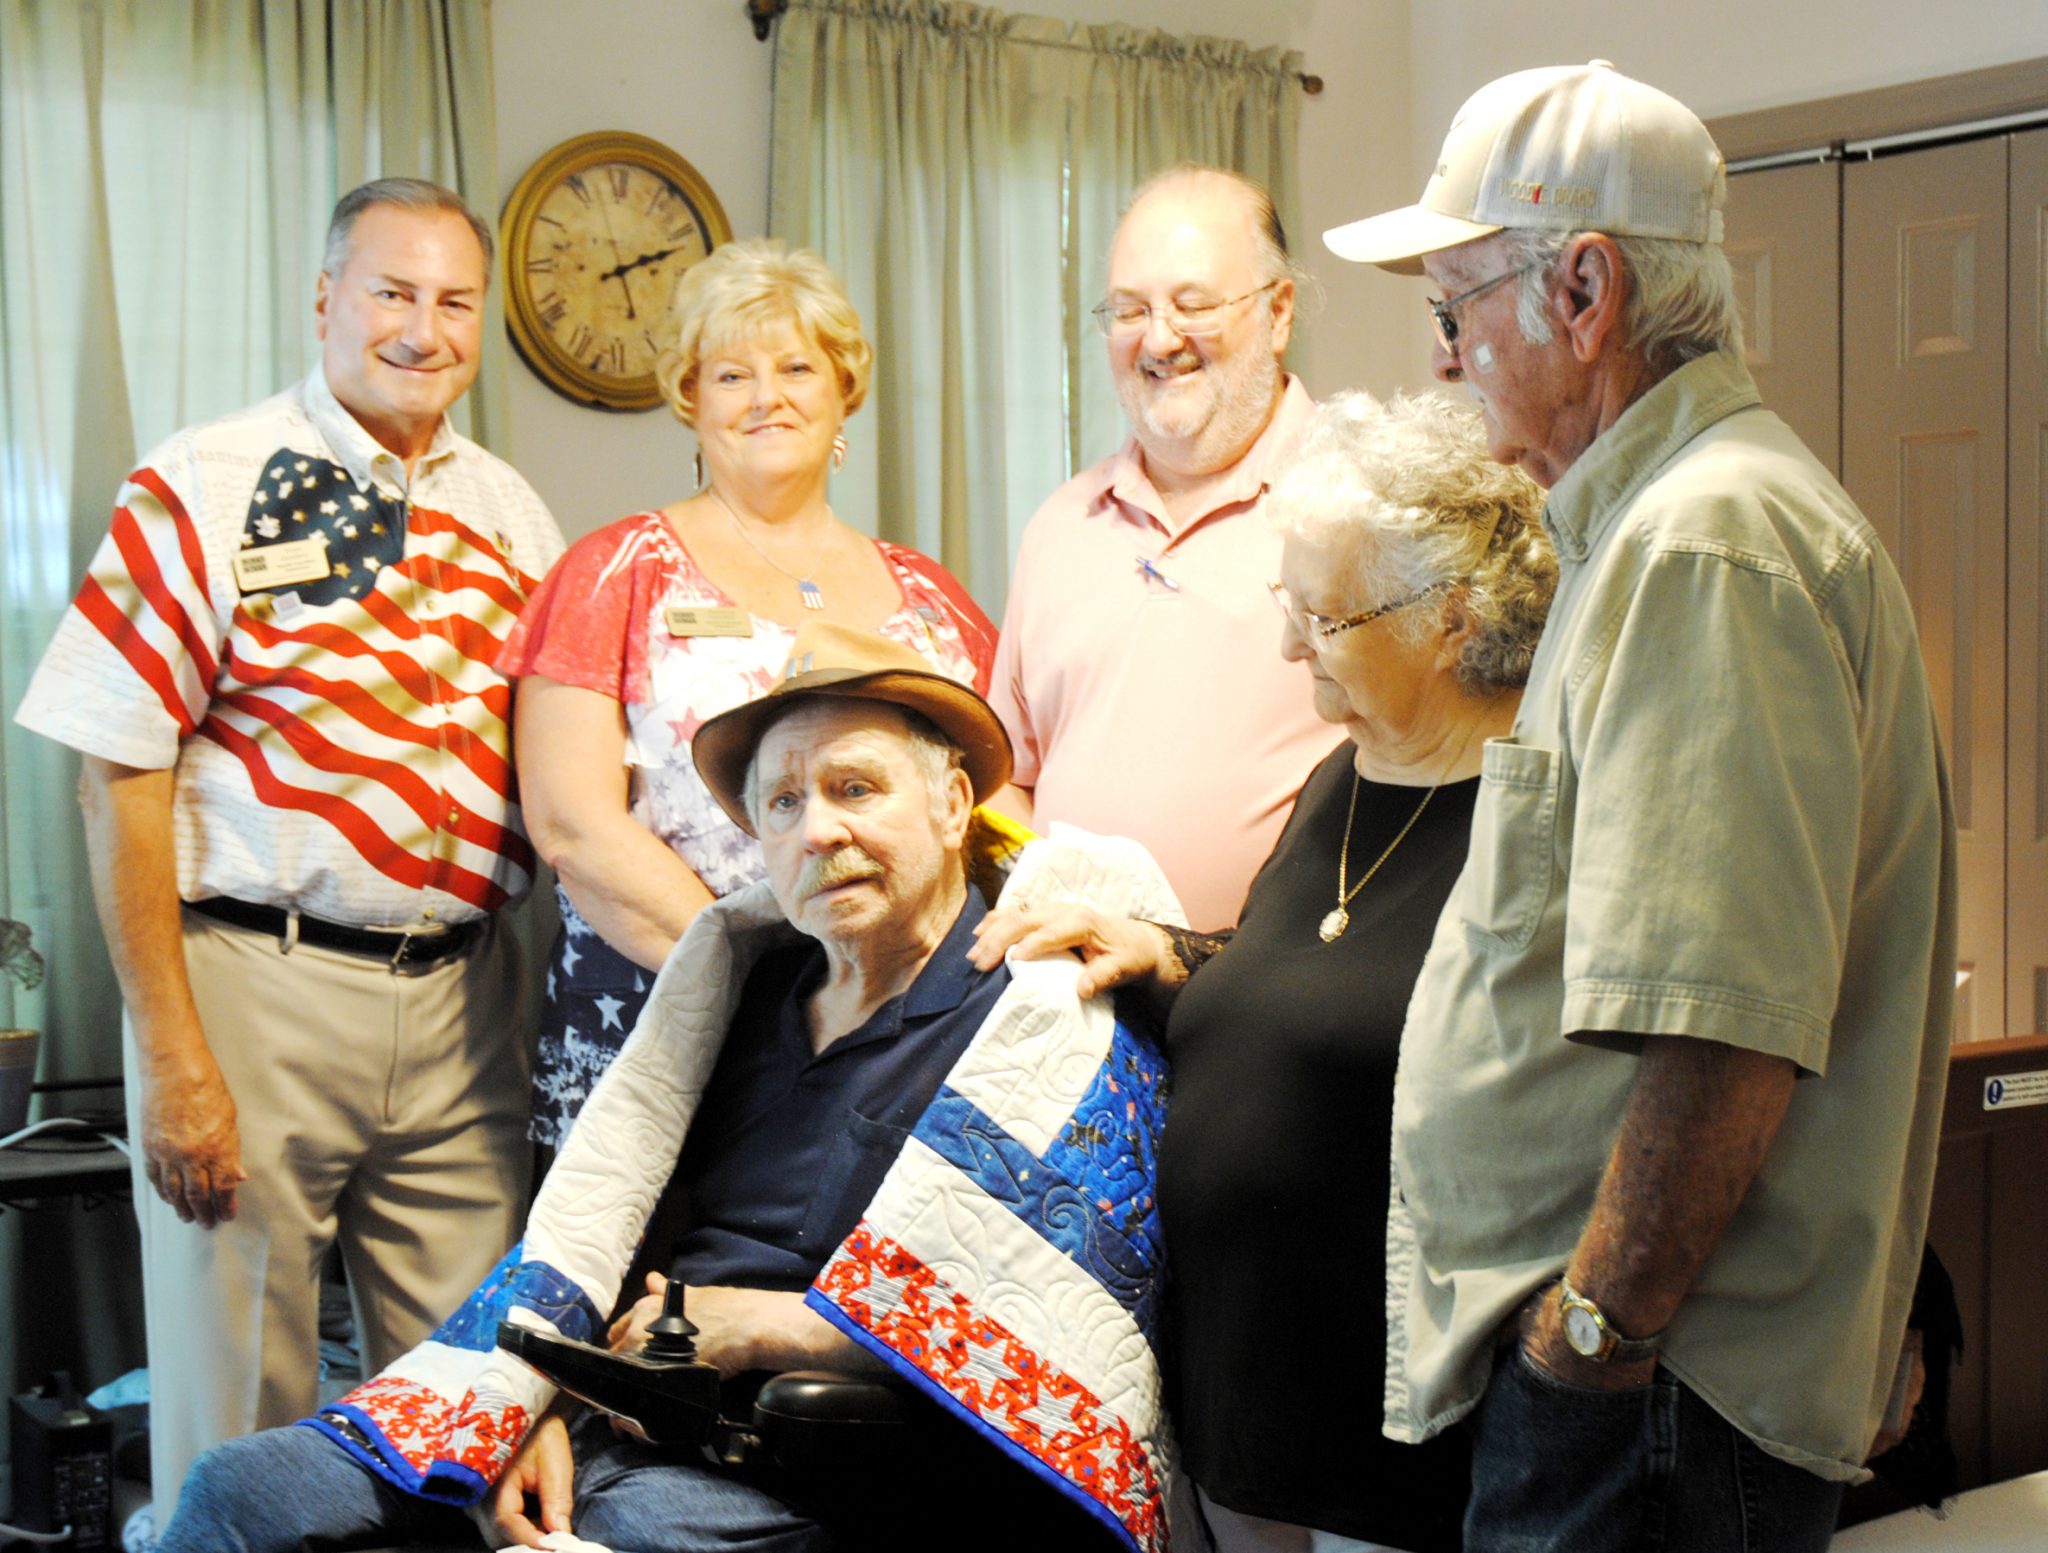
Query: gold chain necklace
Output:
[[1319, 777, 1439, 942], [1320, 718, 1486, 943], [708, 485, 827, 610]]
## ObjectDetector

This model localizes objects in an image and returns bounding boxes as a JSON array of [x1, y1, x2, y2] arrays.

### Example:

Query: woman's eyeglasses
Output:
[[1268, 580, 1443, 644]]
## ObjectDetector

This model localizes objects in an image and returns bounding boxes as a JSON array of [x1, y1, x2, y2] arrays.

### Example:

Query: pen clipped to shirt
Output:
[[1135, 555, 1180, 593]]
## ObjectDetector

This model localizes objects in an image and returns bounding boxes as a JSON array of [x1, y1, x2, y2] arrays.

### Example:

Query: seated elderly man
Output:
[[155, 623, 1090, 1553]]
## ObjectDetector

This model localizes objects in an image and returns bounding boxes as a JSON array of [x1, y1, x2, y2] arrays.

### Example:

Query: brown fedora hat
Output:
[[692, 621, 1013, 837]]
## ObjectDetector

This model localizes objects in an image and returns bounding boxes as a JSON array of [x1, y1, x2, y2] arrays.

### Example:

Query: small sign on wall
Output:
[[1983, 1069, 2048, 1111]]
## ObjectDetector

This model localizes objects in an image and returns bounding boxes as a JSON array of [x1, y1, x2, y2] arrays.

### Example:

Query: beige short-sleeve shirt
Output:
[[1389, 351, 1956, 1480]]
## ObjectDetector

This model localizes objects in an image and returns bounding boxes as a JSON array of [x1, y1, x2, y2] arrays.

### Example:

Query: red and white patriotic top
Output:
[[497, 510, 997, 902], [15, 369, 565, 928]]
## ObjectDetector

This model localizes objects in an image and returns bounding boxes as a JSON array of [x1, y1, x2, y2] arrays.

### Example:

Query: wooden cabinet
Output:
[[1725, 128, 2048, 1041], [1844, 137, 2012, 1044], [1724, 158, 1840, 476], [2009, 133, 2048, 1040]]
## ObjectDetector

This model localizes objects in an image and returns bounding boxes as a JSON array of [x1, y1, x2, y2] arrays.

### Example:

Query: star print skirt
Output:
[[529, 884, 653, 1148]]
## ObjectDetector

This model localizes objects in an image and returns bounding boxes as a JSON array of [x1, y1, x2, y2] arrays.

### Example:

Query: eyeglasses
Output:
[[1426, 258, 1548, 355], [1093, 280, 1280, 339], [1267, 580, 1443, 644]]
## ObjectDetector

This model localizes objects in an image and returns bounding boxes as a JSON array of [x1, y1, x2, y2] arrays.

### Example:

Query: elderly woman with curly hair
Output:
[[501, 239, 996, 1149], [973, 389, 1555, 1553]]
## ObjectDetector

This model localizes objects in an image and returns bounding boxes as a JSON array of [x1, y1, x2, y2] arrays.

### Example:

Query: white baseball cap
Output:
[[1324, 60, 1726, 274]]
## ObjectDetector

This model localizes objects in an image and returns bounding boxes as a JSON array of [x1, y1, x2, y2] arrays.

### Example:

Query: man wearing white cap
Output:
[[1326, 62, 1955, 1549]]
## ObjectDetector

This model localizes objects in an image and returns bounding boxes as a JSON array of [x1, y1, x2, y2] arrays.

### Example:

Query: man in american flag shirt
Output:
[[15, 178, 565, 1524]]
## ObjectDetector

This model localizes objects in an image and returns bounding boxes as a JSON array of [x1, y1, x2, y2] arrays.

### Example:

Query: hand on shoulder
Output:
[[966, 904, 1170, 999]]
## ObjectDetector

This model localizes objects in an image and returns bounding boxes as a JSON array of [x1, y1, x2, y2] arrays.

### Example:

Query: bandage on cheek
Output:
[[1471, 342, 1496, 372]]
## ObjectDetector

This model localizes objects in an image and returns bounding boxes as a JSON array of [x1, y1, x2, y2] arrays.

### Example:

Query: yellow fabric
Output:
[[965, 804, 1037, 908]]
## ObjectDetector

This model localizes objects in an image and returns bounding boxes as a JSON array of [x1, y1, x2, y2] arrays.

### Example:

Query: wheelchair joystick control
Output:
[[495, 1278, 723, 1448], [641, 1279, 700, 1362]]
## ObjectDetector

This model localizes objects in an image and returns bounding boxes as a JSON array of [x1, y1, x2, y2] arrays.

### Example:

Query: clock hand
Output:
[[593, 199, 640, 321], [599, 244, 685, 284], [608, 270, 639, 320]]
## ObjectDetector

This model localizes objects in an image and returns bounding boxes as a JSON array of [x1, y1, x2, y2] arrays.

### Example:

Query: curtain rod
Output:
[[743, 0, 1323, 94], [1726, 105, 2048, 175]]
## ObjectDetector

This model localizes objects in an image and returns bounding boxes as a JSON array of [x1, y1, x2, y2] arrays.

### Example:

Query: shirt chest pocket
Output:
[[795, 1109, 912, 1257], [1458, 739, 1562, 949]]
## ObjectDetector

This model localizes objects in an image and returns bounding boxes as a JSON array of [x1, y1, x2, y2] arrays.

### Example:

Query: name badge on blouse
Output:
[[664, 606, 753, 638], [233, 537, 331, 593]]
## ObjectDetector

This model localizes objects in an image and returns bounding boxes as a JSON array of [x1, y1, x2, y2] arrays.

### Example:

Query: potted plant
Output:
[[1, 917, 46, 1138]]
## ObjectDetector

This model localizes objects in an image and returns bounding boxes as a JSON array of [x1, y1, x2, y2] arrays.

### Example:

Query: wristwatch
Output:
[[1557, 1277, 1663, 1364]]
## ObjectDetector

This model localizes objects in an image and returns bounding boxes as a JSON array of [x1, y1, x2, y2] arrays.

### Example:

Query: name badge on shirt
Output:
[[664, 606, 753, 638], [233, 537, 331, 593]]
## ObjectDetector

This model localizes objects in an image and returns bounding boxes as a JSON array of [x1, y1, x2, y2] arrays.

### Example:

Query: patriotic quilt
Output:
[[301, 875, 788, 1503], [810, 830, 1186, 1553], [301, 821, 1187, 1550]]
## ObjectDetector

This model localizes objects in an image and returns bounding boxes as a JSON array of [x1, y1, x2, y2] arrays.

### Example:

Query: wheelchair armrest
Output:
[[753, 1369, 922, 1427], [750, 1368, 940, 1478]]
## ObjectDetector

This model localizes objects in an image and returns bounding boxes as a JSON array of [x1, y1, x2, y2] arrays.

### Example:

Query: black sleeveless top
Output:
[[1159, 740, 1473, 1549]]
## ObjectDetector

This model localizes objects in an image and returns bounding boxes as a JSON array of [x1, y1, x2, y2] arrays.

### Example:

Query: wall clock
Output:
[[501, 131, 733, 411]]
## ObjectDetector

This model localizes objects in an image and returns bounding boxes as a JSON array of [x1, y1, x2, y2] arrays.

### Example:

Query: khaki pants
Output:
[[126, 908, 530, 1523]]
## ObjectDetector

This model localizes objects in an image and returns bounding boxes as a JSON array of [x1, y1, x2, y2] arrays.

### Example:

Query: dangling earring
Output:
[[831, 432, 848, 471], [693, 448, 705, 491]]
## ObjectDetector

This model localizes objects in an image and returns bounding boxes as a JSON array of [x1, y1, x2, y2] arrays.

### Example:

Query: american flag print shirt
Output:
[[15, 370, 566, 928]]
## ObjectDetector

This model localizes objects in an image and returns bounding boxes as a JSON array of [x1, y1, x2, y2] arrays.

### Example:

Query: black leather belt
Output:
[[186, 896, 485, 968]]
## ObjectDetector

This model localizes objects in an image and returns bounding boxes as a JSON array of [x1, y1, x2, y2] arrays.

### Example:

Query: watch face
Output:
[[1563, 1303, 1605, 1357], [503, 134, 733, 410]]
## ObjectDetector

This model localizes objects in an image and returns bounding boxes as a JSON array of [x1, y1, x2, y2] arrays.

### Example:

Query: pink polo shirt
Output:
[[989, 377, 1335, 930]]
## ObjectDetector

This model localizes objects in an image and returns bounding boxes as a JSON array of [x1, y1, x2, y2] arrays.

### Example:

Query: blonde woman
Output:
[[500, 240, 995, 1147]]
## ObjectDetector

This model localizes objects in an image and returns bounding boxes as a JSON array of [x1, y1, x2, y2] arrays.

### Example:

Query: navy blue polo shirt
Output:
[[665, 891, 1007, 1292]]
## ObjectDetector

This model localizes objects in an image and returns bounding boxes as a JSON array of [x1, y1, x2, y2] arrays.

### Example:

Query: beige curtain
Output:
[[768, 0, 1302, 614], [0, 0, 498, 1414]]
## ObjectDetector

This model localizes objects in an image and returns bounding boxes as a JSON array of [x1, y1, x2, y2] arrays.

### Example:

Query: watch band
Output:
[[1557, 1276, 1664, 1364]]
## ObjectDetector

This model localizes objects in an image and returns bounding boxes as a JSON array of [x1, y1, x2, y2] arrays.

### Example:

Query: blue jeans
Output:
[[1464, 1352, 1845, 1552], [157, 1413, 831, 1553]]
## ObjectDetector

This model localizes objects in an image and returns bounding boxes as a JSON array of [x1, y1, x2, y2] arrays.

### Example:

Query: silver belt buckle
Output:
[[389, 930, 417, 972]]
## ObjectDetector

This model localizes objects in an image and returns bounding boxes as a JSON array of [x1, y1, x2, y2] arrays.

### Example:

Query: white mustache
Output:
[[798, 846, 882, 899]]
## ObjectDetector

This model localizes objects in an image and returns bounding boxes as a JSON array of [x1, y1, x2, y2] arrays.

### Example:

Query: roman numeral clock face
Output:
[[502, 132, 733, 411]]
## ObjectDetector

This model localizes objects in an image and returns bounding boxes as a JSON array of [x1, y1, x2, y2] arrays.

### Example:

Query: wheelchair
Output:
[[480, 1281, 1127, 1553]]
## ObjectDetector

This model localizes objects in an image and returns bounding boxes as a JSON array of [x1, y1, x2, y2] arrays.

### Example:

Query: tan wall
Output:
[[488, 0, 1418, 555], [489, 0, 2048, 557], [492, 0, 773, 539]]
